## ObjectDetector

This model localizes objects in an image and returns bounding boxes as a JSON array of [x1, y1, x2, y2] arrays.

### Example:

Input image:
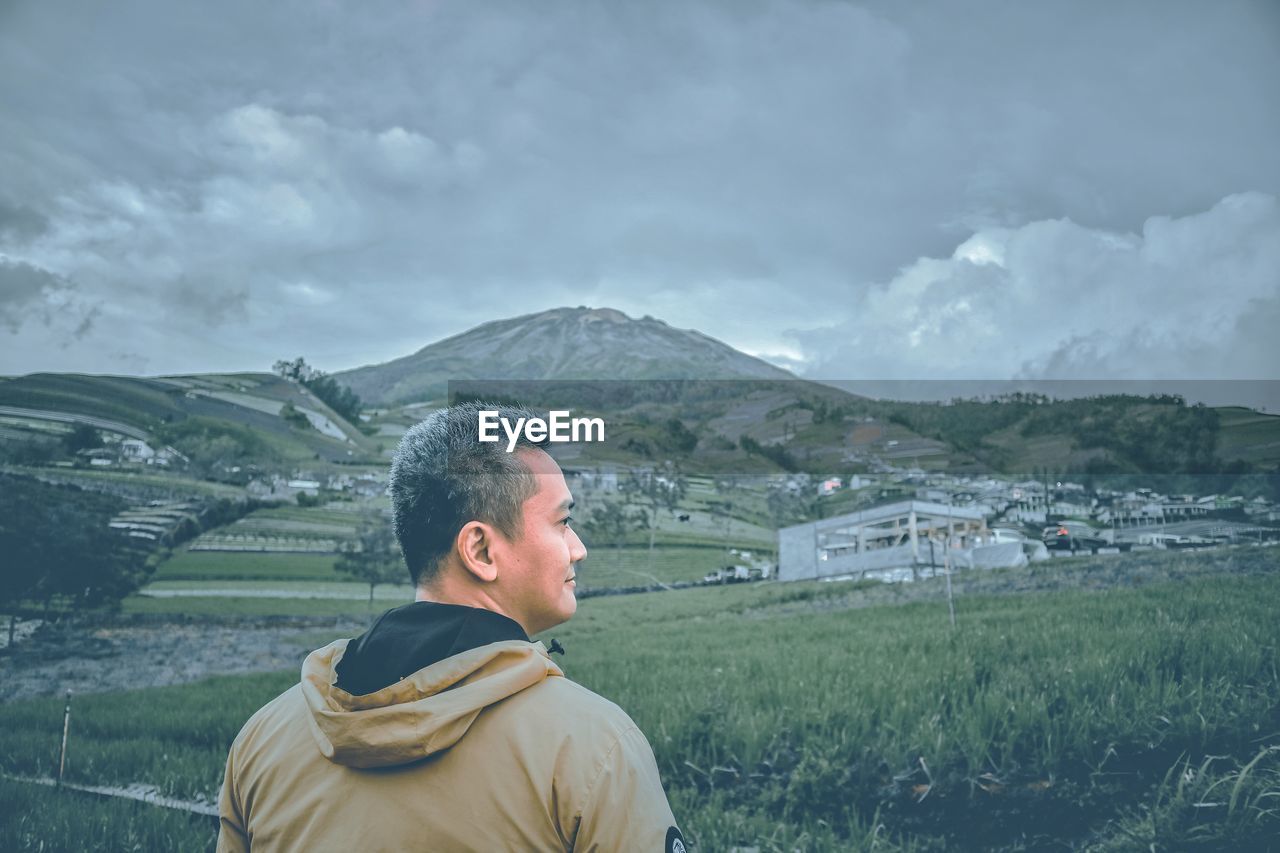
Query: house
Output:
[[565, 465, 618, 493], [1097, 493, 1166, 527], [1010, 485, 1049, 524], [352, 473, 386, 498], [120, 439, 155, 462], [1160, 496, 1209, 519], [79, 448, 114, 467], [287, 479, 321, 496], [1051, 497, 1093, 519]]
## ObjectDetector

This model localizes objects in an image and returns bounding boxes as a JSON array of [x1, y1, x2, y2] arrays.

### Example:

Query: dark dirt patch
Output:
[[0, 614, 370, 703]]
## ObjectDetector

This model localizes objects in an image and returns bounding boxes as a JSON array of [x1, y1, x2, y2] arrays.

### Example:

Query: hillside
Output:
[[333, 306, 796, 405], [0, 372, 382, 469], [866, 394, 1280, 476]]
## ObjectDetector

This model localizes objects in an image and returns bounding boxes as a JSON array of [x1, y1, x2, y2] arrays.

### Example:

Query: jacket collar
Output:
[[334, 601, 529, 696]]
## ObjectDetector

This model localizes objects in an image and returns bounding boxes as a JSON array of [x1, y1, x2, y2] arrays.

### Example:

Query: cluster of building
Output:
[[809, 471, 1280, 527], [778, 470, 1279, 583], [73, 438, 187, 468], [245, 470, 386, 501]]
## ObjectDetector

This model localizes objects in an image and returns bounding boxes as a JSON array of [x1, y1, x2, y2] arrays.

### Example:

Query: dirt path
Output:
[[0, 616, 368, 704]]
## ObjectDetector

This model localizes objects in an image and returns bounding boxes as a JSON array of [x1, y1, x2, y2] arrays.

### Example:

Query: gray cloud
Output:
[[72, 306, 98, 339], [0, 258, 77, 332], [0, 0, 1277, 378], [794, 192, 1280, 381], [0, 198, 49, 243], [164, 278, 250, 327]]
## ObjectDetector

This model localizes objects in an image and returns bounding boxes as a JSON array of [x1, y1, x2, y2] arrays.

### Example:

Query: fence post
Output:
[[58, 690, 72, 787]]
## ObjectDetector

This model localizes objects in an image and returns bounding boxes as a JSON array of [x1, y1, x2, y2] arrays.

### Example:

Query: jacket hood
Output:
[[300, 602, 564, 769]]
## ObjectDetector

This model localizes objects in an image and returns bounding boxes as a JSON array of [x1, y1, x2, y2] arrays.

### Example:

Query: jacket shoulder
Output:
[[230, 682, 308, 756], [484, 673, 648, 767], [526, 675, 638, 732]]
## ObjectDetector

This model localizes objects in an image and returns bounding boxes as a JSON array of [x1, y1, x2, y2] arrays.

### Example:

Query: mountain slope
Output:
[[0, 372, 378, 465], [333, 306, 795, 405]]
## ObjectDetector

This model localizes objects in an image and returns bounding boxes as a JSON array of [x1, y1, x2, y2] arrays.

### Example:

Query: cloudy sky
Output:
[[2, 0, 1277, 390]]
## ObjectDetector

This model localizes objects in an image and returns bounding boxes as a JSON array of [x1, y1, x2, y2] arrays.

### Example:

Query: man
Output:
[[218, 402, 684, 852]]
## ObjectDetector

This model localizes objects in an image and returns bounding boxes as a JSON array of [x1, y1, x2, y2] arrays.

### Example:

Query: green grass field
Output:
[[22, 467, 247, 500], [150, 551, 342, 582], [1216, 406, 1280, 467], [148, 527, 760, 594], [121, 595, 383, 618], [142, 579, 408, 595], [5, 552, 1279, 851], [0, 777, 219, 853], [247, 504, 374, 526], [577, 545, 757, 587]]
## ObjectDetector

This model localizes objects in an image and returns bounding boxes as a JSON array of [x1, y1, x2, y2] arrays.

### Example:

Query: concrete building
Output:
[[777, 500, 988, 581]]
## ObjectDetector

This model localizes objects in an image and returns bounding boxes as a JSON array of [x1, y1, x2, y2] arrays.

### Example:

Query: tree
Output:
[[1, 474, 148, 623], [273, 357, 363, 424], [155, 417, 274, 481], [335, 511, 404, 603], [661, 418, 699, 454], [621, 463, 688, 573], [280, 402, 312, 430], [582, 497, 646, 549], [766, 480, 816, 529], [63, 423, 102, 454], [272, 357, 317, 382], [739, 434, 798, 471]]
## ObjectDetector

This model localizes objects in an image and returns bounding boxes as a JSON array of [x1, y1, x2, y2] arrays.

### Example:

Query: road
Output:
[[0, 405, 151, 441]]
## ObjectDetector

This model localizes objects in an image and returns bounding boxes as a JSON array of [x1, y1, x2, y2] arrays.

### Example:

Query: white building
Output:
[[778, 500, 992, 581], [120, 439, 155, 461]]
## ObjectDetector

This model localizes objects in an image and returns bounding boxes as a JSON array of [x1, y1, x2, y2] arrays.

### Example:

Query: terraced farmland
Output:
[[180, 501, 373, 554]]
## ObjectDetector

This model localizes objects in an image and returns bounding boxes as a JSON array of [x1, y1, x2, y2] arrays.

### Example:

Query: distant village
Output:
[[773, 464, 1279, 583], [54, 429, 1280, 586]]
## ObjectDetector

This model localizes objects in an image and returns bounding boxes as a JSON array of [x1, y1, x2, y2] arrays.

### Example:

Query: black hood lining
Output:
[[334, 601, 530, 697]]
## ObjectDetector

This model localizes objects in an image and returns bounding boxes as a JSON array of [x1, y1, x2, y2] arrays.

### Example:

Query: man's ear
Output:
[[455, 520, 500, 583]]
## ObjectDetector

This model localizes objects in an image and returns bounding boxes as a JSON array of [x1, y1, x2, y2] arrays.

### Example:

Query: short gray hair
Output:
[[389, 400, 549, 586]]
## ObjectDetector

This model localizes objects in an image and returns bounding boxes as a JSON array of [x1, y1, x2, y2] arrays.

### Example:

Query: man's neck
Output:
[[414, 572, 523, 632]]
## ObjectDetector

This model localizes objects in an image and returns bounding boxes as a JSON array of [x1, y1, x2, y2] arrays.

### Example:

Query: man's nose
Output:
[[569, 527, 588, 563]]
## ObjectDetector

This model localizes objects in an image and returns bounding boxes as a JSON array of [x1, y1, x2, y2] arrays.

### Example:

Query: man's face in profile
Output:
[[497, 447, 588, 636]]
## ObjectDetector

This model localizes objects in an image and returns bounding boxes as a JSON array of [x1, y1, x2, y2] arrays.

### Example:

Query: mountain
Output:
[[333, 307, 796, 406]]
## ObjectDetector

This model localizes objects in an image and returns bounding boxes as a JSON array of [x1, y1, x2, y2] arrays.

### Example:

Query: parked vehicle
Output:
[[702, 565, 752, 584], [1042, 521, 1107, 552]]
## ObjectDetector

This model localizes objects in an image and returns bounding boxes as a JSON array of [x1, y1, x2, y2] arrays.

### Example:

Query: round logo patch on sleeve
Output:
[[665, 826, 686, 853]]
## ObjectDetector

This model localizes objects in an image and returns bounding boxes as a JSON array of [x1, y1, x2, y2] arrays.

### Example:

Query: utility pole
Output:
[[944, 502, 957, 628]]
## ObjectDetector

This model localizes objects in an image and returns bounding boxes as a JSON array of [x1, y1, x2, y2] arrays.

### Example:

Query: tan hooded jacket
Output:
[[218, 621, 682, 852]]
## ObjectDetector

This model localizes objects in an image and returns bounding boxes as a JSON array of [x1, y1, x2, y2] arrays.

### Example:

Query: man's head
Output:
[[389, 401, 587, 635]]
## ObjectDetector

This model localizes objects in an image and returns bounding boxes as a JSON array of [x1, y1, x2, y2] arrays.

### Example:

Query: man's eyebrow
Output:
[[556, 499, 575, 513]]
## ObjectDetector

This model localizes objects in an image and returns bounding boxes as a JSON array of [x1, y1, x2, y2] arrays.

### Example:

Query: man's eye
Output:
[[562, 516, 573, 527]]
